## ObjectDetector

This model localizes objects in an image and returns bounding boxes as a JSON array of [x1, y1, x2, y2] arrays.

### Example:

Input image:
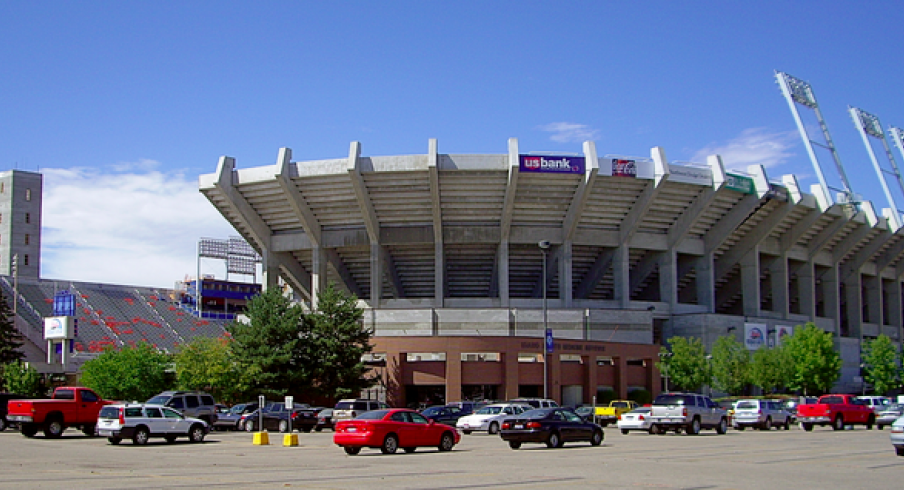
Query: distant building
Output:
[[0, 170, 42, 278]]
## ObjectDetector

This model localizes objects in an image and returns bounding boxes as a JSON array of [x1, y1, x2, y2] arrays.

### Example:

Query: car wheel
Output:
[[278, 420, 289, 433], [832, 415, 844, 431], [314, 427, 322, 432], [866, 415, 875, 430], [509, 441, 521, 449], [344, 446, 361, 455], [488, 422, 499, 435], [878, 424, 885, 430], [0, 417, 7, 431], [462, 430, 472, 435], [133, 427, 150, 445], [896, 446, 904, 457], [546, 431, 561, 448], [302, 427, 312, 433], [245, 419, 255, 432], [82, 424, 97, 437], [165, 435, 177, 443], [737, 426, 745, 431], [687, 418, 701, 435], [620, 429, 629, 435], [762, 417, 772, 430], [108, 437, 121, 445], [189, 424, 206, 443], [20, 423, 38, 437], [439, 432, 455, 452], [381, 434, 399, 454], [403, 447, 416, 453], [590, 429, 603, 446], [648, 424, 660, 435], [44, 418, 64, 438], [715, 418, 727, 435], [801, 423, 813, 432]]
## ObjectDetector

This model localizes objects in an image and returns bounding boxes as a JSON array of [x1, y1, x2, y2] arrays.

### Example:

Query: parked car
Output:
[[783, 397, 818, 422], [315, 408, 334, 432], [332, 399, 388, 425], [617, 407, 653, 435], [445, 400, 487, 415], [891, 416, 904, 456], [594, 400, 639, 426], [456, 403, 530, 435], [420, 405, 466, 426], [146, 391, 219, 425], [243, 402, 314, 433], [856, 395, 891, 414], [508, 398, 559, 409], [292, 406, 322, 433], [732, 399, 792, 430], [97, 403, 208, 445], [211, 402, 258, 431], [876, 403, 904, 430], [797, 394, 875, 431], [649, 392, 728, 435], [333, 408, 460, 455], [499, 407, 604, 449], [6, 387, 113, 438]]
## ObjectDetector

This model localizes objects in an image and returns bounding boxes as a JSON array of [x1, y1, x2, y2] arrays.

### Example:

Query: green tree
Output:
[[80, 343, 171, 401], [658, 337, 709, 392], [0, 289, 24, 368], [710, 335, 749, 395], [302, 284, 374, 399], [862, 334, 900, 395], [174, 337, 247, 404], [2, 360, 43, 396], [783, 322, 841, 395], [227, 287, 307, 398], [749, 345, 793, 394]]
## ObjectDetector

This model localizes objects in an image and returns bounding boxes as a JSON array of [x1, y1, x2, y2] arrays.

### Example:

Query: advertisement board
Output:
[[774, 325, 794, 346], [725, 173, 755, 194], [44, 316, 72, 340], [519, 155, 585, 174], [611, 158, 637, 177], [668, 163, 712, 186], [744, 323, 767, 350]]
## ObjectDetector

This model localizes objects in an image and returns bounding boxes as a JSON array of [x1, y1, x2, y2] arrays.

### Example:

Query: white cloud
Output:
[[40, 164, 236, 288], [691, 128, 798, 170], [538, 122, 600, 143]]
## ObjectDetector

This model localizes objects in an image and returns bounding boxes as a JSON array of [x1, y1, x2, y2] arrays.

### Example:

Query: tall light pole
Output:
[[539, 240, 551, 399]]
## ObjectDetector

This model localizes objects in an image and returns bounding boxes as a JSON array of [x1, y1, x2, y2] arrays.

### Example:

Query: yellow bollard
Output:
[[252, 431, 270, 445], [283, 433, 299, 447]]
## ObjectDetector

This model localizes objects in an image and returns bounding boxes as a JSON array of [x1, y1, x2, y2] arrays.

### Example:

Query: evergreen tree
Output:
[[0, 288, 24, 367], [80, 343, 171, 401], [710, 335, 750, 395], [302, 284, 374, 400], [862, 334, 900, 395], [783, 322, 841, 395], [227, 287, 307, 398]]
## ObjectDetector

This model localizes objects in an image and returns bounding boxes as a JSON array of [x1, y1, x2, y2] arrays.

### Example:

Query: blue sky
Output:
[[3, 1, 904, 287]]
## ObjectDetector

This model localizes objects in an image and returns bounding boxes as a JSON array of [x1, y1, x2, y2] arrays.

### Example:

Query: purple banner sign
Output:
[[519, 155, 585, 174]]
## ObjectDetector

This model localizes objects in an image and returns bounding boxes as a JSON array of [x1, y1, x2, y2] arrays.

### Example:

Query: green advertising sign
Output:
[[725, 173, 755, 194]]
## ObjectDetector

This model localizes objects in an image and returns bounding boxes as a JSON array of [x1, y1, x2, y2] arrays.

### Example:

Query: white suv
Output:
[[97, 404, 209, 445], [456, 403, 531, 435]]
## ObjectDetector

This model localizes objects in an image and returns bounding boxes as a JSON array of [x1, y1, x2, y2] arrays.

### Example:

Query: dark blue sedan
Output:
[[500, 407, 604, 449]]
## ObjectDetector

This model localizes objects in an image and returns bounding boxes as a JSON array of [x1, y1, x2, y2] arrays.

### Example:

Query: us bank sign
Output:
[[519, 155, 585, 174]]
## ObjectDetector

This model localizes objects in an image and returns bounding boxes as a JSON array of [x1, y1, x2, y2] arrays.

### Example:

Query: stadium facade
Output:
[[198, 138, 904, 405]]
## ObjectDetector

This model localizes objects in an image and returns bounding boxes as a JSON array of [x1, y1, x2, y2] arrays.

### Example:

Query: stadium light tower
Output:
[[775, 71, 857, 206], [849, 107, 904, 230]]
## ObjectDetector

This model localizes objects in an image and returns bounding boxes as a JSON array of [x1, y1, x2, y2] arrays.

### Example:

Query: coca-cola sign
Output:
[[519, 155, 585, 174]]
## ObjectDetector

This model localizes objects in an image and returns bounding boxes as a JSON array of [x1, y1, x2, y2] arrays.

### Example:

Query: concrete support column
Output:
[[498, 240, 509, 307], [844, 274, 862, 339], [740, 250, 761, 317], [385, 348, 404, 408], [695, 254, 716, 312], [261, 250, 280, 291], [311, 246, 326, 309], [887, 280, 902, 337], [659, 250, 678, 307], [549, 353, 561, 403], [821, 265, 841, 335], [504, 350, 519, 400], [770, 255, 789, 318], [614, 245, 631, 308], [562, 241, 573, 307], [445, 348, 463, 403], [796, 261, 816, 319], [864, 276, 880, 326], [435, 241, 444, 308], [370, 242, 382, 305]]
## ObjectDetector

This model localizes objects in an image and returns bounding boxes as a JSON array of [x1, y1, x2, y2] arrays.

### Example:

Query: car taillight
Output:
[[502, 422, 511, 429], [291, 411, 298, 418], [682, 408, 687, 417], [638, 415, 645, 421], [119, 408, 125, 425], [891, 427, 904, 433], [526, 421, 542, 429]]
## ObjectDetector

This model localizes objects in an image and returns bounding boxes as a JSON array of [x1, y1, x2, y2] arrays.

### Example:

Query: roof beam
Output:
[[500, 138, 521, 242], [574, 248, 615, 299], [212, 156, 272, 254], [428, 139, 443, 245], [619, 147, 669, 244], [807, 212, 853, 260], [274, 251, 313, 300], [562, 141, 599, 241], [840, 228, 894, 281], [669, 154, 727, 248], [326, 248, 363, 297], [714, 200, 794, 282], [275, 147, 322, 247], [382, 247, 404, 298], [703, 193, 760, 254], [347, 141, 380, 244]]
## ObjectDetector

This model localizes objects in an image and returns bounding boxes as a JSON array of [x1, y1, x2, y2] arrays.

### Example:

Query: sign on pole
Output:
[[545, 328, 554, 354]]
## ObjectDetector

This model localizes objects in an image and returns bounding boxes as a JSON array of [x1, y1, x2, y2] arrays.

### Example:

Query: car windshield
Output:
[[230, 404, 246, 414], [421, 407, 442, 416], [147, 395, 170, 405], [98, 406, 119, 419], [335, 401, 355, 410], [355, 410, 390, 420], [520, 408, 554, 419], [476, 406, 504, 415], [653, 394, 691, 405], [736, 401, 758, 409], [630, 407, 651, 414]]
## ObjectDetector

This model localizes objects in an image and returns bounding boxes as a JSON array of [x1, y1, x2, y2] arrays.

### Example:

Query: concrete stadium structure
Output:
[[199, 138, 904, 403]]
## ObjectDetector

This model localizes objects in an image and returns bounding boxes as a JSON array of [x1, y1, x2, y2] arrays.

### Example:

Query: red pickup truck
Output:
[[6, 387, 114, 438], [796, 394, 876, 431]]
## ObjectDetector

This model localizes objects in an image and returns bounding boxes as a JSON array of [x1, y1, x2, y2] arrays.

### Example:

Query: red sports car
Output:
[[333, 408, 461, 455]]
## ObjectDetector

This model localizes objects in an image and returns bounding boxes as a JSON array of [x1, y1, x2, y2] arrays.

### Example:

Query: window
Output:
[[25, 189, 31, 201], [24, 234, 29, 245], [25, 213, 29, 224], [185, 396, 200, 409], [201, 395, 215, 406], [23, 255, 28, 266], [163, 408, 182, 419], [410, 413, 429, 424], [81, 391, 98, 403], [146, 407, 163, 418], [169, 398, 185, 409], [125, 407, 143, 417]]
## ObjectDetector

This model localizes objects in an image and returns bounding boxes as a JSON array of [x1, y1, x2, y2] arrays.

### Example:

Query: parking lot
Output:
[[1, 425, 901, 489]]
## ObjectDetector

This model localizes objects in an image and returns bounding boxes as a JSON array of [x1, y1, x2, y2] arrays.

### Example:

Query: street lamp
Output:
[[658, 352, 673, 392], [539, 240, 551, 399], [705, 354, 713, 397]]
